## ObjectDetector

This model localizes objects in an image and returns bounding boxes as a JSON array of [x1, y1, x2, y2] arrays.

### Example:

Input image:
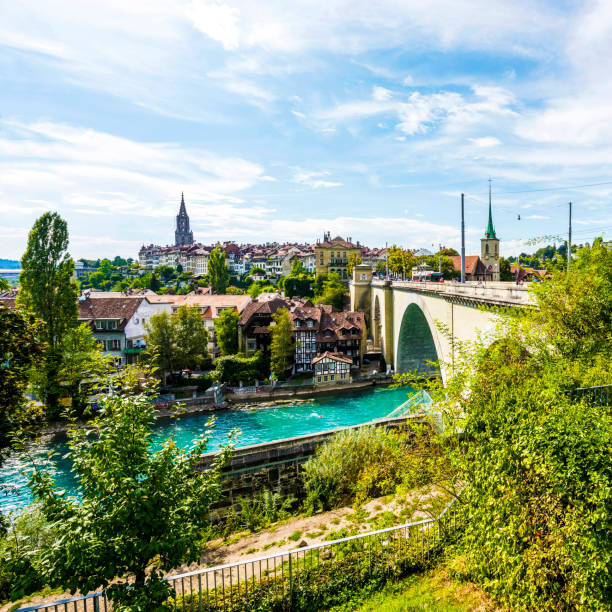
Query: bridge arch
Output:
[[396, 302, 441, 376]]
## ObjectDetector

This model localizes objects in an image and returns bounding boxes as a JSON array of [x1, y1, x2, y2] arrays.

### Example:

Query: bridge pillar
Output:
[[382, 283, 394, 369], [350, 264, 373, 324]]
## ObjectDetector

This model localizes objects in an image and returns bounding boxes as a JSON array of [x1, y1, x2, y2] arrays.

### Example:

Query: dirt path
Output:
[[3, 486, 446, 612]]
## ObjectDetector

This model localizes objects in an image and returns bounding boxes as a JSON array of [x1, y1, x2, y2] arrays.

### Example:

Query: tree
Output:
[[0, 306, 45, 462], [208, 246, 229, 294], [143, 312, 175, 381], [290, 258, 307, 275], [225, 286, 245, 295], [346, 253, 362, 278], [0, 278, 9, 292], [269, 308, 294, 380], [499, 256, 512, 281], [18, 212, 78, 349], [249, 266, 266, 277], [18, 213, 78, 412], [375, 260, 386, 275], [29, 369, 233, 610], [214, 309, 240, 356], [145, 307, 210, 380], [312, 273, 328, 295], [530, 237, 612, 358], [149, 272, 161, 292], [156, 265, 176, 283], [55, 324, 114, 414], [172, 305, 210, 371], [400, 240, 612, 610], [316, 272, 346, 309]]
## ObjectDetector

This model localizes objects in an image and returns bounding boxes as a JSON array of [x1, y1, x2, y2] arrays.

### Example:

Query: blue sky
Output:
[[1, 0, 611, 260]]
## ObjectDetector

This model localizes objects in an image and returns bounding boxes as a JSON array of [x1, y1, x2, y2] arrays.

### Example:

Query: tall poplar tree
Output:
[[269, 308, 294, 380], [208, 246, 229, 294], [18, 213, 78, 412]]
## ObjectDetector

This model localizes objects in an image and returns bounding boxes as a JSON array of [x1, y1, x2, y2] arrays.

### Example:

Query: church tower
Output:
[[480, 180, 500, 281], [175, 193, 194, 246]]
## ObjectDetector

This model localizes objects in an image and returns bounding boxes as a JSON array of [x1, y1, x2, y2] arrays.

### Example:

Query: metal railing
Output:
[[386, 389, 433, 419], [567, 384, 612, 406], [13, 498, 461, 612]]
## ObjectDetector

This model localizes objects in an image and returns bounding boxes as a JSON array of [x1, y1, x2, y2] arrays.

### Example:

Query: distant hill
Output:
[[0, 259, 20, 269]]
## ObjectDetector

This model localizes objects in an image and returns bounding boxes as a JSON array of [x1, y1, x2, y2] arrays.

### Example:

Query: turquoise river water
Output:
[[0, 386, 411, 514]]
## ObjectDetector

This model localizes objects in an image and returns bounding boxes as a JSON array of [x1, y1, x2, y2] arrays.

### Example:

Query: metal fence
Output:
[[13, 498, 461, 612], [567, 384, 612, 406]]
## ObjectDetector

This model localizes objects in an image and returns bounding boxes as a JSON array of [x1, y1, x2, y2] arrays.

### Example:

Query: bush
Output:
[[0, 505, 56, 602], [238, 491, 295, 532], [434, 242, 612, 610], [303, 426, 410, 511], [213, 351, 268, 386]]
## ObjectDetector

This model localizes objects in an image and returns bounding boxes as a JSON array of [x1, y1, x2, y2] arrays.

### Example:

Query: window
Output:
[[324, 375, 328, 382], [95, 320, 103, 329], [317, 376, 321, 382], [134, 318, 139, 325], [141, 318, 145, 325], [341, 373, 347, 380], [360, 273, 367, 280], [109, 339, 121, 351], [330, 374, 335, 381], [295, 320, 301, 327], [307, 320, 314, 328]]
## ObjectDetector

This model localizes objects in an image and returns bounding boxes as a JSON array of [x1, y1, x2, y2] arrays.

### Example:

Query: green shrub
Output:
[[431, 241, 612, 610], [302, 426, 410, 511], [0, 505, 56, 602], [213, 351, 267, 386], [238, 491, 295, 532]]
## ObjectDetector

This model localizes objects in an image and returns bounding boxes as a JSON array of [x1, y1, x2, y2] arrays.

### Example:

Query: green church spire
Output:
[[486, 178, 496, 239]]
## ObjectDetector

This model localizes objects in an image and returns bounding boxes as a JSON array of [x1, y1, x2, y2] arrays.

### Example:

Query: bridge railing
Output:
[[13, 498, 462, 612], [387, 280, 535, 306]]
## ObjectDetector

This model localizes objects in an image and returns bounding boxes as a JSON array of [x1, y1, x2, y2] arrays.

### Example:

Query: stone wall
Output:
[[197, 415, 421, 521]]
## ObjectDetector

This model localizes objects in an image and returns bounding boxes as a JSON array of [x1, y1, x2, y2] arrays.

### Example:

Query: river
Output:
[[0, 386, 412, 514]]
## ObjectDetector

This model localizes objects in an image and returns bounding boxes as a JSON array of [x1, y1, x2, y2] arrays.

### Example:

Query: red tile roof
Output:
[[77, 296, 144, 331], [448, 256, 485, 275]]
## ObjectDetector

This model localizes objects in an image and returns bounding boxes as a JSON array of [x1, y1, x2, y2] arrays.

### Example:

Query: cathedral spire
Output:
[[486, 178, 496, 239], [175, 192, 194, 246]]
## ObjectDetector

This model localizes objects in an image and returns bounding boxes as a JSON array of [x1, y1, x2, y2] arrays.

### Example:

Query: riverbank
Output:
[[1, 386, 413, 513], [38, 377, 396, 437]]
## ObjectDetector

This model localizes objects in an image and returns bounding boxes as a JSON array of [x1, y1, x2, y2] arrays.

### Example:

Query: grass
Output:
[[328, 563, 500, 612]]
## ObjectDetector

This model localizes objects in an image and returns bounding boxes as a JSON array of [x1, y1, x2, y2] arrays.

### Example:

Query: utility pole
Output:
[[567, 202, 572, 271], [460, 193, 466, 283], [385, 241, 389, 278]]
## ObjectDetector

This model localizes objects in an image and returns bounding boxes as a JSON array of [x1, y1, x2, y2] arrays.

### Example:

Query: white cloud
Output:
[[291, 168, 343, 189], [0, 120, 271, 256], [373, 86, 392, 101], [187, 0, 240, 50], [469, 137, 501, 147], [315, 85, 516, 136]]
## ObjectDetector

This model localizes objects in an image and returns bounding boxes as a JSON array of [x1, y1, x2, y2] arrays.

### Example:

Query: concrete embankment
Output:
[[198, 414, 422, 521]]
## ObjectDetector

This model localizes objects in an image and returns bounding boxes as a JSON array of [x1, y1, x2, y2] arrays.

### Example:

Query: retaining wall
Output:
[[197, 414, 421, 521]]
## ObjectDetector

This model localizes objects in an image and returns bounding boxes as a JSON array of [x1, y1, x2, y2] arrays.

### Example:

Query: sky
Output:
[[1, 0, 612, 260]]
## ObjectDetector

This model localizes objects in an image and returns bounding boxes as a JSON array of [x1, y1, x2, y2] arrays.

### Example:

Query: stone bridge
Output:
[[350, 266, 534, 383]]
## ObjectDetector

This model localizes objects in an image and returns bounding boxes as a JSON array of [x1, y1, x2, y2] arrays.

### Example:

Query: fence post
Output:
[[93, 596, 100, 612], [288, 553, 293, 608]]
